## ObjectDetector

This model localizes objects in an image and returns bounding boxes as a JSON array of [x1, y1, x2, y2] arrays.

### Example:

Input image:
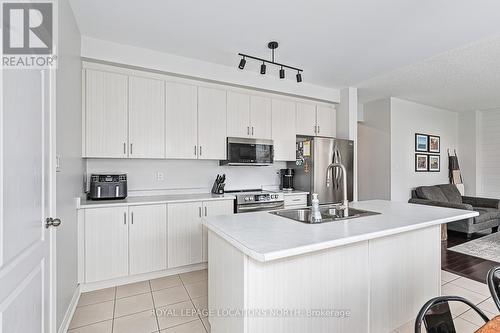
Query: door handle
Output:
[[131, 212, 134, 224], [199, 206, 202, 218], [130, 143, 133, 155], [123, 212, 126, 225], [199, 146, 202, 156], [45, 217, 61, 228], [123, 142, 126, 155], [247, 126, 250, 135], [251, 127, 254, 136], [194, 145, 197, 156], [317, 126, 320, 134], [204, 206, 207, 216]]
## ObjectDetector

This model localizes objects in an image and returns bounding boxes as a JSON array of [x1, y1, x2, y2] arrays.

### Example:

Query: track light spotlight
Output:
[[260, 62, 266, 74], [238, 57, 246, 69], [296, 72, 302, 82], [279, 67, 285, 79]]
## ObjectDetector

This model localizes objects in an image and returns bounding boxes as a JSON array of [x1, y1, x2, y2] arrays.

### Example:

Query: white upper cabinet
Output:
[[296, 102, 336, 138], [84, 69, 128, 157], [128, 76, 165, 158], [272, 99, 296, 161], [84, 206, 128, 283], [296, 102, 317, 136], [167, 201, 203, 268], [316, 105, 336, 138], [250, 95, 272, 140], [198, 87, 227, 160], [227, 91, 251, 138], [166, 81, 198, 159], [129, 204, 167, 275]]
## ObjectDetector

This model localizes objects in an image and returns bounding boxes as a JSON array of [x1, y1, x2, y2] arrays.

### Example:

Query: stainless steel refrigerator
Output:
[[288, 137, 354, 205]]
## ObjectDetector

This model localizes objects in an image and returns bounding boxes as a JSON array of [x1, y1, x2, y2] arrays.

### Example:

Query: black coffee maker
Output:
[[280, 168, 295, 191]]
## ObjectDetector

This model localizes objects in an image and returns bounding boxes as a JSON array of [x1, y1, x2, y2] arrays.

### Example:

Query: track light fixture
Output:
[[237, 41, 303, 82], [238, 57, 246, 69]]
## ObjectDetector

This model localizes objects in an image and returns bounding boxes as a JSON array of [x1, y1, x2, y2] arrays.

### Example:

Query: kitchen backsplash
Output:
[[85, 159, 286, 195]]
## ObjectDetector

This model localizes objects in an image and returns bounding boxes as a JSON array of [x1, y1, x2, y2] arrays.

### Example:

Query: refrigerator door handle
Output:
[[334, 148, 342, 189]]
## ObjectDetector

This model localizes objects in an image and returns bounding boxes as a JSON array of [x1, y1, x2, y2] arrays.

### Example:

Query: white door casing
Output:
[[0, 69, 56, 332]]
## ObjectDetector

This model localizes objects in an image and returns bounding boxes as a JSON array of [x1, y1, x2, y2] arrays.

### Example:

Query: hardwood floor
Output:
[[442, 230, 499, 283]]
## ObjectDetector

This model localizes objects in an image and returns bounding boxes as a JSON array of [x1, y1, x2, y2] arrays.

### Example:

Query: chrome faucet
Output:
[[326, 162, 349, 216]]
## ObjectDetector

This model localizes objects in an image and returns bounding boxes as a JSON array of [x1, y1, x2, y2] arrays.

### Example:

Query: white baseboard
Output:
[[57, 285, 81, 333], [80, 262, 207, 292]]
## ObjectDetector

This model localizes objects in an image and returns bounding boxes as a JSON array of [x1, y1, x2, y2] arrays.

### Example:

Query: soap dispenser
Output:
[[310, 193, 322, 223]]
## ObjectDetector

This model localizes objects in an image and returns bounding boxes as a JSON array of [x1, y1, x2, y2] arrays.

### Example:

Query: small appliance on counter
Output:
[[88, 174, 127, 200], [211, 174, 226, 194], [279, 168, 295, 191]]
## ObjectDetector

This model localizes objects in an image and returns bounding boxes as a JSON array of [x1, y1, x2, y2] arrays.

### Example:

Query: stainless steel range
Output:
[[227, 189, 285, 213]]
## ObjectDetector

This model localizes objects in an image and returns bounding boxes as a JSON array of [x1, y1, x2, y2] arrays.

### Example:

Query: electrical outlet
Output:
[[156, 172, 164, 181]]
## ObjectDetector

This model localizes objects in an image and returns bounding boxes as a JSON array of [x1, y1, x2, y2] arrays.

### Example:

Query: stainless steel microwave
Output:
[[220, 137, 274, 166]]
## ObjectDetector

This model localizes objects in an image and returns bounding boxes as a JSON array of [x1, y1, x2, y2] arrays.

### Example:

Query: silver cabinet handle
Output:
[[198, 206, 202, 218], [251, 126, 254, 136], [131, 211, 134, 224], [247, 126, 250, 135], [123, 142, 126, 155], [204, 206, 207, 216], [194, 145, 197, 156], [123, 212, 126, 225], [199, 146, 202, 156], [45, 217, 61, 228], [130, 143, 133, 155], [317, 126, 320, 134]]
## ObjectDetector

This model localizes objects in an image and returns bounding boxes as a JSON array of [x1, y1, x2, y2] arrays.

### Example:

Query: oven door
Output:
[[225, 137, 274, 165], [236, 201, 285, 213]]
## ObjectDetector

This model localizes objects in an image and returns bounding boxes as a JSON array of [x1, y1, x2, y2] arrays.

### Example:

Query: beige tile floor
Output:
[[68, 269, 209, 333], [69, 269, 499, 333]]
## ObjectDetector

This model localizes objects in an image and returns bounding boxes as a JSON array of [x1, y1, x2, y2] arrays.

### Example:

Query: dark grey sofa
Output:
[[409, 184, 500, 238]]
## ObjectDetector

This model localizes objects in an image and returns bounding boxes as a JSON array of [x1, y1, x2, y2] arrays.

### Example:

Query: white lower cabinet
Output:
[[202, 200, 234, 262], [84, 206, 129, 283], [129, 204, 167, 275], [167, 201, 204, 268]]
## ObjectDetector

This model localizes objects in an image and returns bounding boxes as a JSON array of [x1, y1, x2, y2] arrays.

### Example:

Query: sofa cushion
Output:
[[416, 186, 448, 202], [473, 207, 500, 224], [438, 184, 463, 204]]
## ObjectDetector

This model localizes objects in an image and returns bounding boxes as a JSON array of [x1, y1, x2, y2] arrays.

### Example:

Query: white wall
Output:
[[478, 109, 500, 197], [86, 159, 286, 194], [81, 37, 340, 103], [358, 99, 391, 200], [390, 98, 458, 201], [458, 110, 480, 196], [56, 0, 83, 329]]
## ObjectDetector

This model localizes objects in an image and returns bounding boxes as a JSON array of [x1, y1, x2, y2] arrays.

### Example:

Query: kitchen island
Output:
[[203, 200, 478, 333]]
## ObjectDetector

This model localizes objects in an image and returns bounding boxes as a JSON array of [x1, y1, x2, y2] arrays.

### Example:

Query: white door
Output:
[[201, 201, 233, 262], [84, 207, 129, 283], [0, 70, 56, 332], [316, 105, 336, 138], [272, 99, 296, 161], [129, 204, 167, 275], [227, 91, 250, 138], [296, 102, 317, 136], [250, 95, 272, 139], [165, 81, 198, 159], [128, 76, 165, 158], [198, 86, 227, 160], [84, 69, 128, 157], [167, 202, 203, 268]]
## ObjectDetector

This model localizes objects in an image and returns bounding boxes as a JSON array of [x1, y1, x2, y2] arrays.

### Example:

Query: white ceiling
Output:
[[70, 0, 500, 110]]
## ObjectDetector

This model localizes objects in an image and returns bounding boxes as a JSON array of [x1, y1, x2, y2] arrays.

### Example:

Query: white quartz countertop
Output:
[[203, 200, 478, 262], [78, 193, 235, 209]]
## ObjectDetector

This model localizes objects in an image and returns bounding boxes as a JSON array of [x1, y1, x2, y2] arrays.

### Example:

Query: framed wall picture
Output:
[[429, 155, 440, 172], [415, 154, 429, 172], [415, 133, 429, 152], [429, 135, 440, 153]]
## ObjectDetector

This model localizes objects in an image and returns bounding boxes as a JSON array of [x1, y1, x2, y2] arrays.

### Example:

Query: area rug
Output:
[[448, 232, 500, 263]]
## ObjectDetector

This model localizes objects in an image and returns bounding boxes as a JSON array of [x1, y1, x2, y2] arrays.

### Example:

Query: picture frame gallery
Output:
[[414, 133, 441, 172]]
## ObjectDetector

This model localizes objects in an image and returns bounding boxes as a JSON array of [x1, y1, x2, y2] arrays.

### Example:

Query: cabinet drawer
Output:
[[284, 194, 307, 207]]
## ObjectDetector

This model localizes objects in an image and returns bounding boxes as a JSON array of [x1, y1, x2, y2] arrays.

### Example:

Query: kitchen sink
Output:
[[270, 205, 380, 224]]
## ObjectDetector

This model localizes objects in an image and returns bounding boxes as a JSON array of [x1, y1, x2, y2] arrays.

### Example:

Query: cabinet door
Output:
[[227, 91, 250, 138], [272, 99, 296, 161], [85, 69, 128, 157], [296, 102, 317, 136], [166, 81, 198, 159], [202, 200, 234, 262], [198, 86, 227, 160], [84, 206, 128, 283], [128, 76, 165, 158], [167, 202, 203, 268], [129, 204, 167, 275], [250, 95, 272, 139], [316, 105, 336, 138]]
